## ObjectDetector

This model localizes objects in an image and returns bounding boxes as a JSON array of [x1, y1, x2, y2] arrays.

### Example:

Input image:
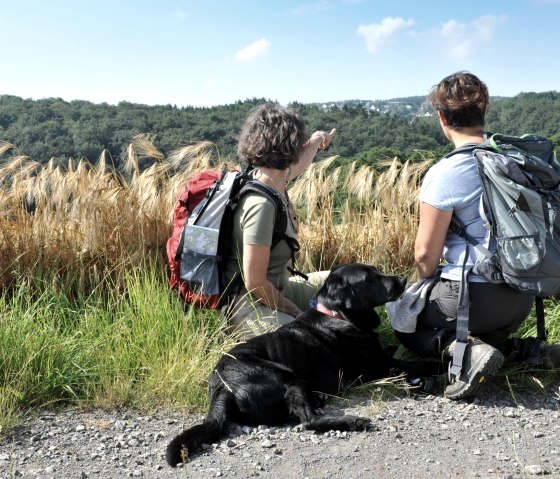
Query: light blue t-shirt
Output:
[[419, 149, 493, 282]]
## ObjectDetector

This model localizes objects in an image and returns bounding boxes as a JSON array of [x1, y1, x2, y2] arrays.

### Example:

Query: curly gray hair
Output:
[[237, 103, 307, 169]]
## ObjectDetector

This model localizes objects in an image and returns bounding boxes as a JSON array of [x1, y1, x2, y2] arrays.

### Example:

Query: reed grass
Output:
[[0, 136, 428, 294]]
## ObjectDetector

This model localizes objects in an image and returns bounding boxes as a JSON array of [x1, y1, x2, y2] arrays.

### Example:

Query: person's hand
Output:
[[312, 128, 336, 150], [292, 128, 338, 179]]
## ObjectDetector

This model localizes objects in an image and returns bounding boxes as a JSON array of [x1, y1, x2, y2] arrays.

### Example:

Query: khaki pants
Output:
[[223, 271, 330, 340]]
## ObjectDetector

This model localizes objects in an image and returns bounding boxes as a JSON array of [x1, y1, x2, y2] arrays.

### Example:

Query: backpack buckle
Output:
[[448, 340, 468, 381], [491, 271, 503, 282]]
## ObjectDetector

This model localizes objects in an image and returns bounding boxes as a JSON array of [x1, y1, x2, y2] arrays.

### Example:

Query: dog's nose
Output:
[[385, 276, 407, 301], [393, 276, 407, 294]]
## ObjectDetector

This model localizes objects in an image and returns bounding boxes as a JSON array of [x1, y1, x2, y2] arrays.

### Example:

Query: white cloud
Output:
[[357, 17, 414, 54], [205, 78, 215, 89], [439, 15, 507, 60], [235, 38, 272, 63]]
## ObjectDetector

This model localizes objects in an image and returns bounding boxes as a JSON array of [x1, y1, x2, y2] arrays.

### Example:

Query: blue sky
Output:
[[2, 0, 559, 107]]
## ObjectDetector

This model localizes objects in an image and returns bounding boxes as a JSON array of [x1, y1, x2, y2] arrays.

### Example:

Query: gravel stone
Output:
[[0, 381, 558, 478]]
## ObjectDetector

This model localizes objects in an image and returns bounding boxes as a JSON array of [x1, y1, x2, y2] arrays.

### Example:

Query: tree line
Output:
[[1, 92, 559, 170]]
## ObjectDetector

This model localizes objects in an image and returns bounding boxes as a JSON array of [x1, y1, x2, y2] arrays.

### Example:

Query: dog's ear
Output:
[[341, 283, 370, 311], [318, 274, 369, 311], [316, 274, 344, 309]]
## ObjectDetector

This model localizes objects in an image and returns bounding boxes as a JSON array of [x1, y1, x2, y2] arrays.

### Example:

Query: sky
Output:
[[1, 0, 559, 108]]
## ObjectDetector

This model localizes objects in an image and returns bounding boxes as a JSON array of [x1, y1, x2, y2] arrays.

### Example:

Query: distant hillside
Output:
[[312, 96, 431, 118], [0, 92, 558, 167], [314, 95, 511, 119]]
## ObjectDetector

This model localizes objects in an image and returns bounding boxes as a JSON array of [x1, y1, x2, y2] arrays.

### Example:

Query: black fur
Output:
[[166, 263, 439, 466]]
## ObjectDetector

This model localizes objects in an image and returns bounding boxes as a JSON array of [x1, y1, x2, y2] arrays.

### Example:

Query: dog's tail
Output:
[[165, 419, 225, 466], [166, 388, 230, 467]]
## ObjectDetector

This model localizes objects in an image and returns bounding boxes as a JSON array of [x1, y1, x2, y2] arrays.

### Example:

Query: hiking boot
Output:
[[444, 337, 504, 400]]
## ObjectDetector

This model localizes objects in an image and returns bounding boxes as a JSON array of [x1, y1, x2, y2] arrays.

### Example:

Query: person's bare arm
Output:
[[242, 243, 302, 317], [415, 202, 452, 278]]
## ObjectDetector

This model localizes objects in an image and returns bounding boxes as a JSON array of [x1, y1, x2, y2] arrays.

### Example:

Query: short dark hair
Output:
[[237, 103, 306, 169], [428, 71, 489, 129]]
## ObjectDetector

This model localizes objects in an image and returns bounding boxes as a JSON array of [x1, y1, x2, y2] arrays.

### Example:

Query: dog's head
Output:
[[315, 263, 406, 328]]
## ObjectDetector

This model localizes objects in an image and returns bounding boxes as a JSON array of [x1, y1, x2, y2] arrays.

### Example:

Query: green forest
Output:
[[1, 91, 559, 169]]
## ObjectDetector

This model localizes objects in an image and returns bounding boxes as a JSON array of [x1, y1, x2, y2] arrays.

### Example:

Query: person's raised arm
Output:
[[288, 128, 336, 181], [415, 202, 452, 278]]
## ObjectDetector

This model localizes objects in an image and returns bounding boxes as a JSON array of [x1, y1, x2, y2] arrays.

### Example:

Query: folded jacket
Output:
[[386, 275, 439, 333]]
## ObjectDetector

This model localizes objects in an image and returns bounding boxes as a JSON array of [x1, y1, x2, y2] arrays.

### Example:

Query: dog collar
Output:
[[312, 300, 344, 320]]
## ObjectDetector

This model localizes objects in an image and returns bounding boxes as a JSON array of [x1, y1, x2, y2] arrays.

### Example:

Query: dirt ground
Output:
[[1, 377, 559, 479]]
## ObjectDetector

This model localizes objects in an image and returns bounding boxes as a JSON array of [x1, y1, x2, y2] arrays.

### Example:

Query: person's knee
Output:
[[396, 328, 453, 358], [224, 298, 296, 340]]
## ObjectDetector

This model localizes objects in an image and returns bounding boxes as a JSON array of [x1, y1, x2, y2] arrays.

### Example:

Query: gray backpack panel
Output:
[[473, 135, 560, 296]]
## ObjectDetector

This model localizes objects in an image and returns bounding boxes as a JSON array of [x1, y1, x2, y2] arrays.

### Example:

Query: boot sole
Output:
[[445, 349, 504, 400]]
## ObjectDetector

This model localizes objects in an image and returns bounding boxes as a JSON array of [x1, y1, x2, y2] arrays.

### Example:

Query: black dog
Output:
[[166, 263, 439, 466]]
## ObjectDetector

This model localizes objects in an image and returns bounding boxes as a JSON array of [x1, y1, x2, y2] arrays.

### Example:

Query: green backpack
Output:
[[447, 133, 560, 374]]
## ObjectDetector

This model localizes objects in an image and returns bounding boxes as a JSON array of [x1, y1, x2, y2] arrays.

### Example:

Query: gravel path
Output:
[[1, 379, 559, 479]]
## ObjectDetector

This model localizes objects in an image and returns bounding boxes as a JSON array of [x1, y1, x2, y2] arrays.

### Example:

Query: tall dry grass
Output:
[[0, 136, 430, 295], [0, 137, 237, 295], [291, 157, 432, 276]]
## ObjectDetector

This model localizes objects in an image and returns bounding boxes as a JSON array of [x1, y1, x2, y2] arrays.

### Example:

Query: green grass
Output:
[[517, 297, 560, 343], [1, 266, 559, 437], [0, 264, 235, 435]]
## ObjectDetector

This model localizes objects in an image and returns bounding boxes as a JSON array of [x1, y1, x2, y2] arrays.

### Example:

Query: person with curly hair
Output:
[[222, 102, 336, 339]]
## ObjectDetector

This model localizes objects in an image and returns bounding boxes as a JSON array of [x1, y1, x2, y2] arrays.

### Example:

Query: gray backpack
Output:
[[447, 134, 560, 374]]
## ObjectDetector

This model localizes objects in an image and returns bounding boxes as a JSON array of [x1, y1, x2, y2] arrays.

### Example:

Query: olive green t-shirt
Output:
[[223, 191, 297, 293]]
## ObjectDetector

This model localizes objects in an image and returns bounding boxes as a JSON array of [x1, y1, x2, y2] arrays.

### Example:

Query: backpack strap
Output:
[[448, 213, 502, 378], [448, 215, 473, 379], [438, 143, 482, 377], [448, 214, 505, 378], [527, 296, 547, 366], [236, 181, 298, 252], [449, 216, 493, 262], [450, 215, 503, 282], [442, 142, 483, 159], [451, 216, 547, 368]]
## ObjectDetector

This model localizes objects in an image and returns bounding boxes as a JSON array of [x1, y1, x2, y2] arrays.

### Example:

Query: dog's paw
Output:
[[312, 392, 328, 409], [346, 415, 375, 431]]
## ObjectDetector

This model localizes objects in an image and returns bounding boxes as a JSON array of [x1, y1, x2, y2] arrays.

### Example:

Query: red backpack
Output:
[[166, 170, 223, 308], [166, 168, 296, 309]]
